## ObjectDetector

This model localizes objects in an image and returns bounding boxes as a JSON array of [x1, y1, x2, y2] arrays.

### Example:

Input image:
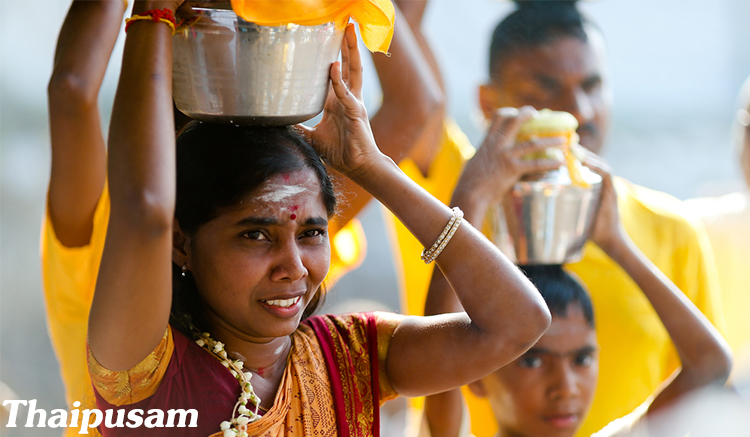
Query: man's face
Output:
[[480, 31, 612, 154]]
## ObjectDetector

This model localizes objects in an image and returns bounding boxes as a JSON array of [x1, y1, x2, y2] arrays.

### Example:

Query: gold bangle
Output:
[[421, 207, 463, 264]]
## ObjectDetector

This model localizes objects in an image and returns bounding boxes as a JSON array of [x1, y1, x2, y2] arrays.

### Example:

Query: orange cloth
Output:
[[230, 0, 395, 53], [88, 313, 404, 436], [41, 185, 366, 437]]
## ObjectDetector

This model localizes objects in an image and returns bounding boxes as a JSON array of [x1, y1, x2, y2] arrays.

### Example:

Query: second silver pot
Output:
[[488, 165, 603, 265]]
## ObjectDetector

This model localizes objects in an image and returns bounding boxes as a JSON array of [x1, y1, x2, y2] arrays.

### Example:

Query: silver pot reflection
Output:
[[172, 6, 345, 126], [488, 163, 602, 265]]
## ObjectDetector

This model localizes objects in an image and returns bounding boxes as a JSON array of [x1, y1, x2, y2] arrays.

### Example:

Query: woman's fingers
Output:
[[343, 24, 363, 99], [340, 25, 350, 86], [329, 61, 361, 113]]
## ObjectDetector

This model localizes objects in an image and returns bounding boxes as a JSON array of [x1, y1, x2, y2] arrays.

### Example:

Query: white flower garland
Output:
[[192, 330, 263, 437]]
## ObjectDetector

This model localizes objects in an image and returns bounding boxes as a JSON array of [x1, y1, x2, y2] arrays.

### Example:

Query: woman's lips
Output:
[[259, 296, 303, 318], [543, 414, 580, 429]]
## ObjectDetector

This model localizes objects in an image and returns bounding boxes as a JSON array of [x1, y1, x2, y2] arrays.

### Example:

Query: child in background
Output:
[[422, 118, 732, 436]]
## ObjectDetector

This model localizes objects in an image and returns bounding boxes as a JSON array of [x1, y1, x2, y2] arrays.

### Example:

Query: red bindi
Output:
[[290, 214, 297, 220]]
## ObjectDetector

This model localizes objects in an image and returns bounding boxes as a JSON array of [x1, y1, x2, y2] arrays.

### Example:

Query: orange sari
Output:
[[89, 312, 402, 436]]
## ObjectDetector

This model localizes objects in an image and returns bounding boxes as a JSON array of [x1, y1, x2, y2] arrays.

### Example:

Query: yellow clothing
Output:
[[41, 187, 366, 437], [230, 0, 395, 53], [685, 191, 750, 375], [384, 118, 476, 317], [386, 126, 724, 437], [41, 187, 110, 437], [87, 313, 403, 436], [567, 178, 723, 437]]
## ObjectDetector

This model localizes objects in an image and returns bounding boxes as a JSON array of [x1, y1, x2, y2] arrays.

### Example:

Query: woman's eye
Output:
[[574, 352, 594, 367], [241, 230, 268, 241], [519, 356, 542, 369], [301, 229, 326, 239]]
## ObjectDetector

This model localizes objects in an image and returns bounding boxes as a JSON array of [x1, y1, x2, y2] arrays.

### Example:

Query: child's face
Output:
[[471, 304, 598, 437]]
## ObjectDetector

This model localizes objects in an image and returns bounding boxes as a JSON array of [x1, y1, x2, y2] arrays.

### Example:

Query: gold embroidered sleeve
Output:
[[373, 311, 406, 402], [87, 327, 174, 406]]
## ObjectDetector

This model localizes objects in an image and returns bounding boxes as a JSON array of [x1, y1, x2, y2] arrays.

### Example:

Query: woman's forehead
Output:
[[245, 169, 325, 213]]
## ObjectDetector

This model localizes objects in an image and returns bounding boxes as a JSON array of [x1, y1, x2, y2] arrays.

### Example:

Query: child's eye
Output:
[[241, 230, 268, 241], [519, 356, 542, 369]]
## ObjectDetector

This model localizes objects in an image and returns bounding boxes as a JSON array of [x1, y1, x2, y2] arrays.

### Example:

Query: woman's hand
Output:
[[581, 150, 626, 254], [453, 107, 565, 210], [297, 24, 383, 182]]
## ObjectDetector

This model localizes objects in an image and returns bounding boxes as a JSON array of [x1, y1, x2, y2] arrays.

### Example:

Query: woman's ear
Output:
[[468, 379, 488, 398], [172, 220, 192, 269]]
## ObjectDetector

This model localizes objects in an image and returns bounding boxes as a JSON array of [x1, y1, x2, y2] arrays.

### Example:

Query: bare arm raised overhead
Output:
[[88, 0, 181, 371], [48, 0, 126, 247], [303, 28, 551, 397], [89, 3, 550, 398]]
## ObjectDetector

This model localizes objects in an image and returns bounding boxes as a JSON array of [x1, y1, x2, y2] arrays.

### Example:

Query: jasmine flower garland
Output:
[[191, 328, 263, 437]]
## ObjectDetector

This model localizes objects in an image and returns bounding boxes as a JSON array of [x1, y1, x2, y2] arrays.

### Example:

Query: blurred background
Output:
[[2, 0, 750, 435]]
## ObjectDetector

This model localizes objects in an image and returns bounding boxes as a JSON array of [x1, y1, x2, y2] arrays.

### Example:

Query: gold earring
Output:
[[181, 264, 187, 277]]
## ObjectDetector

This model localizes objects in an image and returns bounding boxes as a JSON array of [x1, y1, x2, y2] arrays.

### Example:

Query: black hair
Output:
[[169, 121, 336, 336], [518, 264, 595, 327], [489, 0, 593, 79]]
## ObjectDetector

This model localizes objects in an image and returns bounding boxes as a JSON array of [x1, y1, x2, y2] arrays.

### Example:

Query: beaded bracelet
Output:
[[125, 8, 177, 34], [421, 207, 464, 264]]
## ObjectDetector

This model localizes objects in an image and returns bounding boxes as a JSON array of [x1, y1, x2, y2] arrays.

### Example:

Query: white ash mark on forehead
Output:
[[256, 184, 308, 203]]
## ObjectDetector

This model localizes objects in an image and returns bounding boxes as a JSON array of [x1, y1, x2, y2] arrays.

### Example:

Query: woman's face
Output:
[[473, 304, 598, 437], [184, 168, 331, 340]]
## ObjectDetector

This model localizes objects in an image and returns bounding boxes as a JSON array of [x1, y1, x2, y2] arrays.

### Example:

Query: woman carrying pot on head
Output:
[[85, 1, 552, 436], [421, 107, 732, 437], [44, 0, 443, 433]]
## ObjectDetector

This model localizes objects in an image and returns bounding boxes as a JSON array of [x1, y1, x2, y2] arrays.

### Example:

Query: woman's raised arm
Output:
[[305, 26, 551, 398], [48, 0, 126, 247], [88, 0, 182, 371]]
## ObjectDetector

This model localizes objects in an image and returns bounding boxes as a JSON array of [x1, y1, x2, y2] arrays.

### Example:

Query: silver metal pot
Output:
[[488, 163, 602, 265], [172, 6, 345, 126]]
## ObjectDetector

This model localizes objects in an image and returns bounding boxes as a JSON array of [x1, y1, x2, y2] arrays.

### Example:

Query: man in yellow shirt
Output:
[[469, 3, 723, 437], [43, 2, 441, 436], [393, 2, 724, 437]]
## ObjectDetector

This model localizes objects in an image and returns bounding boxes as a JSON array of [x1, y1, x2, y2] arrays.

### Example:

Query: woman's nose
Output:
[[270, 240, 308, 282]]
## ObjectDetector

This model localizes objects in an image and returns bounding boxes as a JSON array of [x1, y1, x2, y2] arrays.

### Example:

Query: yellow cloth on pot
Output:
[[230, 0, 395, 53]]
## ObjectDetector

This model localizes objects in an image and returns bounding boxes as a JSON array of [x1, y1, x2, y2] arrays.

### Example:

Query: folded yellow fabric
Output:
[[231, 0, 395, 53]]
